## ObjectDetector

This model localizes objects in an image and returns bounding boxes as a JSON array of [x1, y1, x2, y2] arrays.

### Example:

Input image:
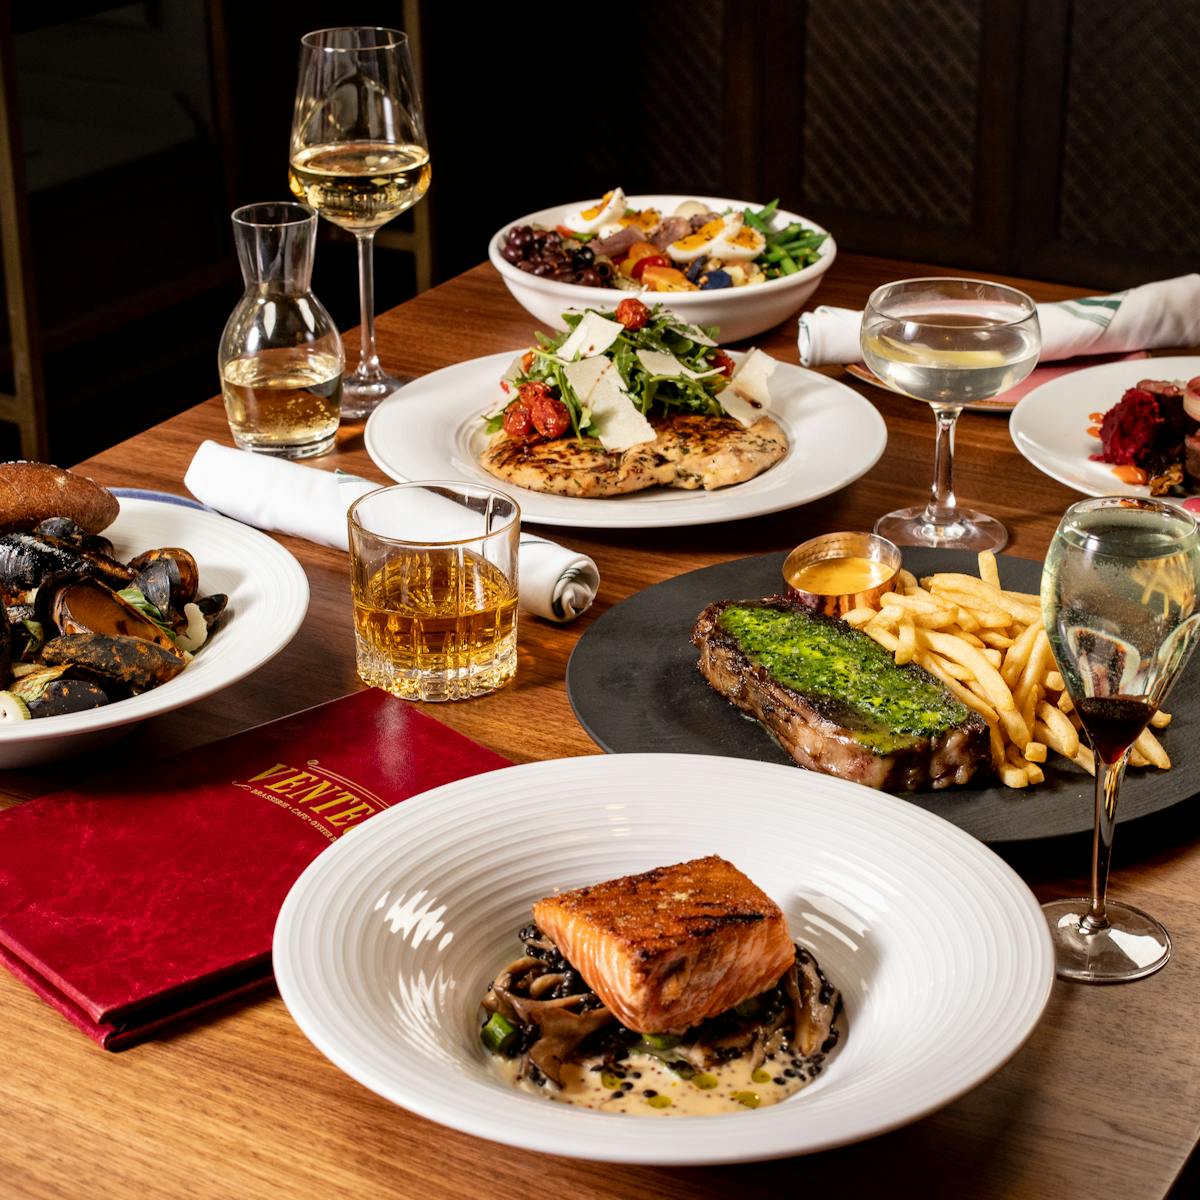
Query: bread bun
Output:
[[0, 462, 119, 534]]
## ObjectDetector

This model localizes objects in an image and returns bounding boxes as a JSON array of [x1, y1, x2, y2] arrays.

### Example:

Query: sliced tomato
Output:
[[630, 254, 669, 282]]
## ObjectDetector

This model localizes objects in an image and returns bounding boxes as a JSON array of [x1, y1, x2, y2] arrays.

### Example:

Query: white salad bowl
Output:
[[274, 754, 1054, 1165], [488, 194, 837, 344], [0, 496, 309, 768]]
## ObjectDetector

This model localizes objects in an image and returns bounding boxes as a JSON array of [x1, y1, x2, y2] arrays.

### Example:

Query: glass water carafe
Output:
[[218, 201, 344, 459]]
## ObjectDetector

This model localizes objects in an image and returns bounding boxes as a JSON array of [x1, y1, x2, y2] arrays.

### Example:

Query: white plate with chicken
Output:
[[273, 754, 1053, 1164], [364, 345, 886, 530]]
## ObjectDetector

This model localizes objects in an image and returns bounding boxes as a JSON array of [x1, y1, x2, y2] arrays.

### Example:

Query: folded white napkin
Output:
[[797, 274, 1200, 367], [183, 441, 599, 622]]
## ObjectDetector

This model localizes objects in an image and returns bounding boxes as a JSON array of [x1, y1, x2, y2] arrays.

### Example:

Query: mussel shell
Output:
[[0, 533, 87, 596], [26, 678, 110, 718], [40, 633, 186, 693], [127, 548, 199, 605], [33, 518, 115, 556], [195, 592, 229, 631], [133, 559, 175, 616], [48, 578, 176, 650], [0, 609, 9, 690]]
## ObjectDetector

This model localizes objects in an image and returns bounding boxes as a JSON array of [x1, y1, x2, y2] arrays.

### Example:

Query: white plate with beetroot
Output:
[[1009, 355, 1200, 508]]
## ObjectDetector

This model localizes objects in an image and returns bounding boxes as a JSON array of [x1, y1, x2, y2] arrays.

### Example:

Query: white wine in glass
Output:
[[289, 28, 431, 419], [1041, 497, 1200, 983], [861, 279, 1041, 551]]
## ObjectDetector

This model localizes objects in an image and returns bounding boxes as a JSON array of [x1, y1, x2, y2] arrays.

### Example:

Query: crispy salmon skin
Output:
[[531, 855, 795, 1034]]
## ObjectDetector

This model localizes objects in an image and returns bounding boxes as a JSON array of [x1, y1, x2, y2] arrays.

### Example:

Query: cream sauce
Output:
[[490, 1040, 835, 1117]]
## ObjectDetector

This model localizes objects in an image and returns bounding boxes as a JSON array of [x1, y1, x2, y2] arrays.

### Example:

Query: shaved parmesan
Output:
[[635, 349, 722, 380], [563, 358, 656, 451], [556, 311, 625, 362], [675, 320, 718, 347], [720, 348, 777, 427]]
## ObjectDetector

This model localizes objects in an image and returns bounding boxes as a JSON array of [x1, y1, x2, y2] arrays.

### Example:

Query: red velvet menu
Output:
[[0, 690, 510, 1050]]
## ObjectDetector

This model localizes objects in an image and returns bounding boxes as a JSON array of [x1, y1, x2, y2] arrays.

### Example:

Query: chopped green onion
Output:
[[642, 1033, 680, 1051], [480, 1012, 518, 1054]]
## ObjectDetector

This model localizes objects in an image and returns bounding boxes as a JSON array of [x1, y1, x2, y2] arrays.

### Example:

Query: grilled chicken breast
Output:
[[531, 856, 796, 1034], [479, 413, 787, 498]]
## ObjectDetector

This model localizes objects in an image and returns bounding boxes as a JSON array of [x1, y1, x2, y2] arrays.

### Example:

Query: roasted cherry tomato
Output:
[[615, 298, 650, 331], [711, 349, 736, 377], [517, 380, 554, 406], [503, 399, 536, 441], [520, 349, 536, 372], [528, 394, 571, 439], [630, 253, 670, 282]]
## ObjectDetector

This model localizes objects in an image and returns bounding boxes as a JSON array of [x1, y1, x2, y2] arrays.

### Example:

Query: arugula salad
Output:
[[485, 299, 774, 451]]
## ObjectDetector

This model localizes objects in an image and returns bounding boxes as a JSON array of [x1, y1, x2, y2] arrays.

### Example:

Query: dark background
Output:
[[3, 0, 1199, 465]]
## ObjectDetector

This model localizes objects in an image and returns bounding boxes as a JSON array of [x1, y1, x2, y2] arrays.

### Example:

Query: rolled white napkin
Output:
[[183, 440, 599, 623], [797, 275, 1200, 367]]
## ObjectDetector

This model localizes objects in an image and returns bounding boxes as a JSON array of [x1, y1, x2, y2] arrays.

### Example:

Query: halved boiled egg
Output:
[[710, 213, 766, 262], [666, 216, 727, 263], [562, 188, 627, 235]]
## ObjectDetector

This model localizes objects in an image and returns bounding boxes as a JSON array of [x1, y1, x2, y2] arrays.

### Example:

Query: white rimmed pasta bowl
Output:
[[273, 753, 1053, 1165]]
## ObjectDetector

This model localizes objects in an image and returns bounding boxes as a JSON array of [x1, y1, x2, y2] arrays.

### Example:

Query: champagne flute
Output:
[[860, 278, 1041, 552], [1041, 496, 1200, 983], [289, 27, 431, 420]]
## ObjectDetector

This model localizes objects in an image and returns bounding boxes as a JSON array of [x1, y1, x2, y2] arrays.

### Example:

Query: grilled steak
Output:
[[692, 598, 990, 791], [531, 855, 795, 1034]]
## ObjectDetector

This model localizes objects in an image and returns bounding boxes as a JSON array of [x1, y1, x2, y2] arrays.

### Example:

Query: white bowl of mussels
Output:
[[0, 495, 308, 768]]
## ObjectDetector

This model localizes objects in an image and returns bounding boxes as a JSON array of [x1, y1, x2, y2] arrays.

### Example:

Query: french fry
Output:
[[1057, 691, 1074, 715], [1001, 621, 1040, 686], [1129, 747, 1150, 768], [1134, 726, 1170, 770], [1014, 630, 1052, 713], [895, 616, 917, 666], [897, 568, 918, 591], [978, 551, 1000, 588], [999, 762, 1030, 788], [843, 607, 877, 628], [1023, 741, 1047, 763], [863, 624, 900, 653], [920, 629, 1018, 714], [1045, 671, 1064, 692], [1073, 744, 1096, 776], [1036, 702, 1079, 758], [919, 652, 997, 721], [1151, 710, 1172, 729], [1025, 760, 1045, 785], [983, 648, 1003, 668], [979, 631, 1015, 649]]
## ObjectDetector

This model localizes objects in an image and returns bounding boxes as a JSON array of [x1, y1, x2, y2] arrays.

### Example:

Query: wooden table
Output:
[[3, 255, 1197, 1199]]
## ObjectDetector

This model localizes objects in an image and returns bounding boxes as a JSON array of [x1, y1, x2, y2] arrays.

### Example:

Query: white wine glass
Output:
[[1041, 496, 1200, 983], [289, 27, 431, 420], [860, 278, 1041, 551]]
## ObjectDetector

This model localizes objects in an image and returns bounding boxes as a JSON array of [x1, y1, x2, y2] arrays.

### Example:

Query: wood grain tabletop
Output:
[[2, 254, 1198, 1200]]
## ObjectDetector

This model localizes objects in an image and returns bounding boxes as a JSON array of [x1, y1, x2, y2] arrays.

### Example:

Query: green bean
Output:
[[780, 254, 799, 275]]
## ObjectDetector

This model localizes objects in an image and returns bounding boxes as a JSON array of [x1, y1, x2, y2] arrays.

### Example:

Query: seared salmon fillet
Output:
[[531, 856, 795, 1034], [479, 413, 787, 498]]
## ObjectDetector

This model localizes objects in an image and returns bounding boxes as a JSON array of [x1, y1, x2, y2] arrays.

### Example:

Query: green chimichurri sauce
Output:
[[717, 605, 969, 753]]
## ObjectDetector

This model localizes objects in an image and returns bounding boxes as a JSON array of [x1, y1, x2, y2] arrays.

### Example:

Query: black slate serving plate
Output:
[[566, 549, 1200, 844]]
